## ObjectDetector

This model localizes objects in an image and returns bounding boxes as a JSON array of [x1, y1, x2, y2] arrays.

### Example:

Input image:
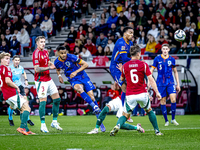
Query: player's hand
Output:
[[25, 81, 28, 86], [59, 76, 64, 83], [116, 63, 123, 72], [176, 85, 181, 93], [156, 92, 162, 100], [70, 71, 77, 79], [49, 64, 56, 70], [16, 87, 20, 93]]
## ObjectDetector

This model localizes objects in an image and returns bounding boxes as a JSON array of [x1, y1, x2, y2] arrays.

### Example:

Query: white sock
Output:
[[53, 120, 57, 123]]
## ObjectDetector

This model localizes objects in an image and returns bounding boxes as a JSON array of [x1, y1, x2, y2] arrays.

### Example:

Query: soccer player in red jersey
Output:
[[32, 36, 62, 133], [110, 45, 163, 136], [0, 52, 35, 135]]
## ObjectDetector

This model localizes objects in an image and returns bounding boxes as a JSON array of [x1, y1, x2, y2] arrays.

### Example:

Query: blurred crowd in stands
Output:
[[0, 0, 200, 58]]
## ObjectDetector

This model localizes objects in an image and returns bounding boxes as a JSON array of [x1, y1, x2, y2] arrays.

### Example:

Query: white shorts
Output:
[[124, 93, 150, 113], [107, 97, 124, 118], [6, 94, 27, 110], [35, 79, 58, 99]]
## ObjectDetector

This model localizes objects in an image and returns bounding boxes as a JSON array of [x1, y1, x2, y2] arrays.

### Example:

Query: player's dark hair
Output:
[[12, 55, 20, 60], [162, 44, 169, 48], [130, 45, 141, 56], [56, 46, 66, 51], [123, 26, 133, 34]]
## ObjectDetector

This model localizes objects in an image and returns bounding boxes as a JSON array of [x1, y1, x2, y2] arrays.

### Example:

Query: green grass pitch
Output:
[[0, 115, 200, 150]]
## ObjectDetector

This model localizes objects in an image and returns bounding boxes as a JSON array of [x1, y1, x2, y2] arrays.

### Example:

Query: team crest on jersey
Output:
[[35, 60, 38, 63], [41, 92, 45, 96], [65, 61, 70, 67], [8, 72, 11, 76], [121, 46, 125, 50]]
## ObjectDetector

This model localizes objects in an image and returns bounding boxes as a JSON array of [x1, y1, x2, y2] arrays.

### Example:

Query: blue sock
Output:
[[80, 92, 96, 110], [94, 101, 98, 106], [28, 115, 30, 120], [171, 103, 176, 120], [141, 108, 145, 116], [8, 107, 13, 120], [121, 92, 126, 106], [133, 104, 138, 115], [161, 105, 168, 122]]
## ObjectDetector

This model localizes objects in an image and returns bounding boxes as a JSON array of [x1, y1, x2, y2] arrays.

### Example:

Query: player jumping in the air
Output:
[[87, 95, 144, 134], [0, 52, 35, 135], [150, 44, 180, 126], [8, 55, 34, 126], [32, 36, 62, 133], [54, 46, 105, 132], [110, 45, 163, 136], [110, 26, 134, 122]]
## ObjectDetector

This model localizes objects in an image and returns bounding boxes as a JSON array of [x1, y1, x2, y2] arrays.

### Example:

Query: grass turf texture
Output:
[[0, 115, 200, 150]]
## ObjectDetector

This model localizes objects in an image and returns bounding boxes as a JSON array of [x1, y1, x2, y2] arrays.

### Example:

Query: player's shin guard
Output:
[[8, 107, 13, 120], [120, 123, 137, 130], [147, 110, 159, 132], [171, 103, 176, 120], [116, 116, 127, 129], [80, 92, 97, 109], [52, 98, 61, 120], [20, 111, 30, 131], [161, 105, 168, 122], [39, 101, 46, 123], [96, 106, 109, 128], [121, 92, 126, 107]]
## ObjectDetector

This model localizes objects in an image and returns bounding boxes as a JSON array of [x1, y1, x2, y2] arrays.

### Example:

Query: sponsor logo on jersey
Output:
[[121, 46, 125, 50], [35, 60, 38, 64], [65, 61, 70, 67]]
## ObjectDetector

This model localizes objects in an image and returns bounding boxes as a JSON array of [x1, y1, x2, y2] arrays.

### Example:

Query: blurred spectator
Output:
[[9, 35, 20, 56], [6, 21, 14, 34], [50, 7, 62, 35], [77, 25, 86, 39], [145, 34, 157, 54], [155, 36, 169, 53], [19, 28, 30, 57], [176, 9, 185, 29], [40, 15, 53, 41], [127, 0, 137, 11], [12, 29, 21, 41], [96, 45, 104, 56], [129, 12, 137, 24], [100, 7, 109, 19], [153, 11, 165, 24], [24, 8, 33, 24], [186, 28, 198, 47], [96, 33, 108, 49], [116, 2, 122, 14], [67, 26, 77, 43], [136, 10, 147, 27], [196, 35, 200, 48], [177, 42, 188, 55], [107, 10, 118, 29], [7, 4, 16, 18], [99, 13, 108, 25], [60, 40, 70, 51], [108, 2, 117, 15], [184, 22, 191, 34], [79, 19, 89, 32], [80, 46, 92, 58], [42, 2, 51, 17], [36, 8, 44, 21], [89, 13, 99, 26], [108, 23, 117, 37], [88, 32, 96, 44], [63, 3, 73, 29], [104, 46, 112, 57], [0, 41, 9, 53], [25, 87, 36, 115], [157, 3, 166, 17], [26, 0, 34, 7], [13, 16, 21, 31], [147, 24, 159, 40], [30, 22, 42, 50], [136, 31, 147, 49], [105, 39, 114, 52], [84, 38, 97, 55], [72, 0, 82, 22], [93, 83, 101, 102], [124, 7, 132, 20], [0, 34, 9, 46], [87, 26, 95, 37], [80, 34, 86, 45], [187, 41, 199, 54], [117, 11, 129, 26], [5, 29, 12, 41], [0, 6, 6, 19], [191, 23, 197, 33], [74, 46, 81, 57], [167, 31, 179, 54], [33, 14, 42, 26], [47, 46, 55, 57], [22, 23, 32, 35], [95, 19, 108, 36], [136, 25, 145, 37], [165, 12, 176, 27]]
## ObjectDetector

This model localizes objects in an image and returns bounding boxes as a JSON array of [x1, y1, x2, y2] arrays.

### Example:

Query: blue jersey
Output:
[[54, 54, 89, 82], [9, 65, 24, 86], [152, 55, 175, 86], [110, 37, 133, 72]]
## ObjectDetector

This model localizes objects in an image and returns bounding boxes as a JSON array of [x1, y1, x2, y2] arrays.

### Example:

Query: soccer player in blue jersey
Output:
[[8, 55, 34, 126], [110, 26, 134, 121], [54, 46, 105, 132], [151, 44, 180, 126]]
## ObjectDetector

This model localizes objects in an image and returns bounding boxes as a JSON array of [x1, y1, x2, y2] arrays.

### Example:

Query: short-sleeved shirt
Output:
[[54, 54, 89, 82], [121, 59, 151, 96], [152, 55, 175, 86], [10, 65, 24, 86], [0, 65, 16, 100], [32, 48, 51, 82], [92, 56, 109, 66]]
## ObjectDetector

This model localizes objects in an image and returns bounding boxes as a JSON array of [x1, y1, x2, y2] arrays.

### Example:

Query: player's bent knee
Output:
[[145, 108, 152, 113], [170, 98, 176, 103], [122, 111, 130, 119], [21, 102, 31, 113], [160, 99, 166, 105]]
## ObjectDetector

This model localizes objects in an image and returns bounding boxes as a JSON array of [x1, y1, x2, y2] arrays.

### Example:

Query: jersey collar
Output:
[[123, 37, 129, 45], [161, 54, 169, 59]]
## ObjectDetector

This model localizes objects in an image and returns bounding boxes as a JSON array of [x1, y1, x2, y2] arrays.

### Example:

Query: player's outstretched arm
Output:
[[70, 59, 88, 79], [5, 77, 20, 93], [22, 71, 28, 86], [147, 75, 161, 100], [173, 67, 181, 93], [150, 67, 155, 73], [56, 69, 63, 83]]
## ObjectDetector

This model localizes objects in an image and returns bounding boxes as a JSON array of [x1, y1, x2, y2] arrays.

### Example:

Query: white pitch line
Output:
[[0, 127, 200, 137]]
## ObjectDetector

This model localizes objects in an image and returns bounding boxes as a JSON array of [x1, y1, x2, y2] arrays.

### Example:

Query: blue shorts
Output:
[[158, 84, 176, 98], [110, 69, 125, 87], [70, 77, 95, 93]]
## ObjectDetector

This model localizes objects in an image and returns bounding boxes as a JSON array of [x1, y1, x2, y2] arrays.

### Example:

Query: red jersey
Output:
[[32, 48, 51, 82], [121, 59, 151, 96], [92, 56, 109, 66], [106, 89, 119, 99], [0, 65, 16, 100]]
